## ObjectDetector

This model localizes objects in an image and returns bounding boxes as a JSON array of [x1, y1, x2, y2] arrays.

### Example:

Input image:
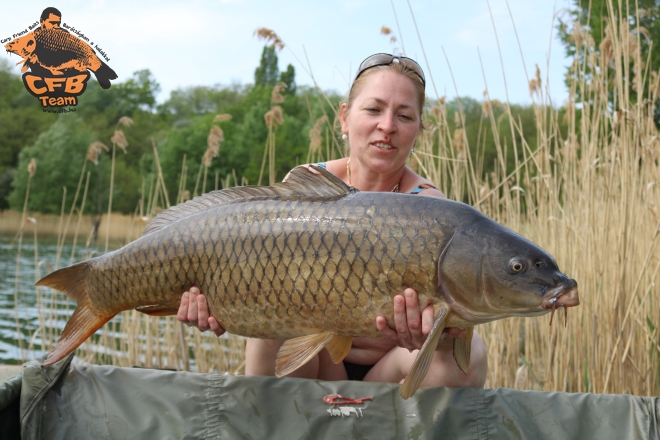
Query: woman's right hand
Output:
[[177, 287, 226, 336]]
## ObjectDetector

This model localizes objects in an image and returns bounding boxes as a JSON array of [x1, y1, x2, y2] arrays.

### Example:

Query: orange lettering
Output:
[[48, 97, 57, 106], [65, 75, 87, 94], [44, 77, 66, 92], [25, 75, 47, 94], [38, 96, 49, 106]]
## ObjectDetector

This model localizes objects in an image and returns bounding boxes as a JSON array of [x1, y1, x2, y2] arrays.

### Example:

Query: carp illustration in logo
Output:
[[4, 7, 117, 108]]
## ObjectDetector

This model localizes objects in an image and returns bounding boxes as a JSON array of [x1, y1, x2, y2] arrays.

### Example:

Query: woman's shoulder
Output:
[[403, 168, 445, 198]]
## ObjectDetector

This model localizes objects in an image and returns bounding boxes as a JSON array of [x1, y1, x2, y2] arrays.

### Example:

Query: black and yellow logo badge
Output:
[[3, 7, 117, 109]]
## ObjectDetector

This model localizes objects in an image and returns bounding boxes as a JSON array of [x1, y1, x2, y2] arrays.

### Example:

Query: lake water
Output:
[[0, 234, 109, 364]]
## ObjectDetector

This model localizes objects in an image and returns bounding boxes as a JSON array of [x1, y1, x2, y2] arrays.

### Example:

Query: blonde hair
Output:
[[343, 61, 426, 130]]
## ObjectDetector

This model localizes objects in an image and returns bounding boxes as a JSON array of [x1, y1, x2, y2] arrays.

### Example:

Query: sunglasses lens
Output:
[[355, 53, 425, 85], [358, 54, 394, 72]]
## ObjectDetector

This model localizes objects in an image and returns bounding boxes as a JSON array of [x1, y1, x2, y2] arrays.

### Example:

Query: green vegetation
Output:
[[0, 46, 554, 215], [4, 6, 660, 395]]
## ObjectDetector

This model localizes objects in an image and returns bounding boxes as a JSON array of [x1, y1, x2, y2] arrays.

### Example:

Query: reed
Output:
[[8, 4, 659, 396], [410, 3, 660, 394]]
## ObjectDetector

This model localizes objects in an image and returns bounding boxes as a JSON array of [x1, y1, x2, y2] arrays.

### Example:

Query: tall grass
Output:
[[411, 5, 660, 394], [7, 5, 659, 395]]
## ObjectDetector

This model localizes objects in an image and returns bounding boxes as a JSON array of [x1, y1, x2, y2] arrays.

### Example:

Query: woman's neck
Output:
[[346, 157, 406, 192]]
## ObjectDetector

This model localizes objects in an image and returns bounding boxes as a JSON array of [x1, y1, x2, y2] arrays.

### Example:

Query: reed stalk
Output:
[[10, 5, 659, 395]]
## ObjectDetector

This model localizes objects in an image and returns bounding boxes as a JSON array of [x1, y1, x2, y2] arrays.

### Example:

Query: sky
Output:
[[0, 0, 574, 106]]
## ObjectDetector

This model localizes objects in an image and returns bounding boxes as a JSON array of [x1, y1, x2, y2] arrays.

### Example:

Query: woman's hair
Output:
[[343, 61, 426, 130]]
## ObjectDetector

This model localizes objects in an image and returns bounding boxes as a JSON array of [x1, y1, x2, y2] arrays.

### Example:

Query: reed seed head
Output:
[[452, 128, 465, 157], [87, 142, 108, 165], [111, 130, 128, 153], [27, 158, 36, 177], [380, 26, 392, 35], [214, 114, 232, 122], [253, 27, 284, 50], [482, 100, 491, 117], [429, 106, 442, 121], [271, 82, 287, 104], [265, 106, 284, 128], [208, 125, 224, 149], [309, 115, 328, 153], [118, 116, 134, 127], [202, 148, 216, 167]]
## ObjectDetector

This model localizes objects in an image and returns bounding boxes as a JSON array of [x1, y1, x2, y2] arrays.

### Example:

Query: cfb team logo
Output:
[[3, 7, 117, 109]]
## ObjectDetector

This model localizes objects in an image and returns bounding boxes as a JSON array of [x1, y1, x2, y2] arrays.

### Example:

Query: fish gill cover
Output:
[[3, 6, 118, 111]]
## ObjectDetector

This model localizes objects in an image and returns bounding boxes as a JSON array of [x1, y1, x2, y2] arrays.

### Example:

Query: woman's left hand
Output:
[[376, 288, 466, 351]]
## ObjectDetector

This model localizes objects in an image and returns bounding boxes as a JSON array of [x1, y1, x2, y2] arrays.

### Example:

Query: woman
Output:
[[178, 54, 487, 388]]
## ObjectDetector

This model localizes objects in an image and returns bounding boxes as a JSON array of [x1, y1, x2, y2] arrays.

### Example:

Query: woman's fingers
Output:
[[376, 316, 397, 340], [377, 289, 426, 351], [421, 303, 435, 336], [177, 291, 191, 323], [177, 287, 226, 336], [393, 294, 414, 350], [196, 294, 210, 331], [208, 317, 226, 337], [403, 289, 425, 348], [186, 287, 200, 325]]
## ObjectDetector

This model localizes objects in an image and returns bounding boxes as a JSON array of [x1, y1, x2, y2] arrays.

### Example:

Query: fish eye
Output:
[[509, 258, 525, 273]]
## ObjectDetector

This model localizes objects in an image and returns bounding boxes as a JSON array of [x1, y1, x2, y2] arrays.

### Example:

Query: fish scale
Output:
[[37, 165, 579, 398], [82, 194, 434, 339]]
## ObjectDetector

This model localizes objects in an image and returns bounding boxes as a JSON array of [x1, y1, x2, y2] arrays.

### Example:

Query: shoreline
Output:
[[0, 210, 148, 246]]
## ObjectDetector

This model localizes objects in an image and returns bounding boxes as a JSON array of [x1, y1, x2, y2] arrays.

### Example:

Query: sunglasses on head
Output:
[[354, 53, 426, 87]]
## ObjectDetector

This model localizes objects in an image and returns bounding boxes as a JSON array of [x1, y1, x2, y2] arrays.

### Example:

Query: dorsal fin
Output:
[[143, 165, 354, 236]]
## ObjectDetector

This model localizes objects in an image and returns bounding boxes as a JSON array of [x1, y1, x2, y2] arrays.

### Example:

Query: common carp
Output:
[[37, 166, 579, 398], [4, 27, 117, 88]]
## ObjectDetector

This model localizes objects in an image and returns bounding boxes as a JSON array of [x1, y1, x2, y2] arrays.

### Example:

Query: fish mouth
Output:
[[540, 279, 579, 326]]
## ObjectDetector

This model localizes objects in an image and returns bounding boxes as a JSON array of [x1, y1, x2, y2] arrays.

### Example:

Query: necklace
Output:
[[346, 158, 401, 192]]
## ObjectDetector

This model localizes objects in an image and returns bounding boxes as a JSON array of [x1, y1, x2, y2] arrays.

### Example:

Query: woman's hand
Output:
[[376, 288, 466, 351], [177, 287, 225, 337]]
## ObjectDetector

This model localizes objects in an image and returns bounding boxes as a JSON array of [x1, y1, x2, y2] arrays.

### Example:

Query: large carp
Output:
[[37, 166, 578, 398]]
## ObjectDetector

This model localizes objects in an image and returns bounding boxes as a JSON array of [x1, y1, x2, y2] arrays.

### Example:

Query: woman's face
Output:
[[340, 70, 421, 173]]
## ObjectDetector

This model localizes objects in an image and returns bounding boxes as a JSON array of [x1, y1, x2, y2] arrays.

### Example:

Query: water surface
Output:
[[0, 234, 108, 364]]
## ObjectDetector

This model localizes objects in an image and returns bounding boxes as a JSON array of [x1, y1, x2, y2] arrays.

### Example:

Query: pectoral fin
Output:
[[275, 332, 334, 377], [325, 335, 353, 364], [452, 326, 474, 374], [399, 307, 450, 399]]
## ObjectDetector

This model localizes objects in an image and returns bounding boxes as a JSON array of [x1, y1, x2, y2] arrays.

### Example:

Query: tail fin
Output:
[[36, 262, 115, 365], [92, 62, 117, 89]]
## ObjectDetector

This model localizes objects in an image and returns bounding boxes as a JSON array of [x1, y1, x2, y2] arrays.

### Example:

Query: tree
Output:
[[0, 60, 55, 210], [158, 84, 249, 117], [279, 64, 296, 95], [254, 46, 280, 87], [557, 0, 660, 120], [9, 116, 99, 214]]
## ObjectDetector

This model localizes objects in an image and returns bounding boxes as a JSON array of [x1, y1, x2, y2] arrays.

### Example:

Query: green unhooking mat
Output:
[[1, 354, 658, 439]]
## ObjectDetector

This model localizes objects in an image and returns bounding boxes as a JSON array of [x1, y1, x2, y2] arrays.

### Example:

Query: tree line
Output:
[[4, 0, 659, 216], [1, 45, 556, 217]]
